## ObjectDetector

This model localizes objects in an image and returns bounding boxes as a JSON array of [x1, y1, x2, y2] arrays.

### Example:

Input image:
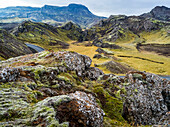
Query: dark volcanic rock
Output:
[[93, 54, 102, 59], [123, 71, 170, 125], [85, 67, 104, 80], [96, 48, 114, 55]]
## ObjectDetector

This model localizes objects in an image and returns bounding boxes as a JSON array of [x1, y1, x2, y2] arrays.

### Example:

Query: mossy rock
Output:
[[93, 86, 125, 121]]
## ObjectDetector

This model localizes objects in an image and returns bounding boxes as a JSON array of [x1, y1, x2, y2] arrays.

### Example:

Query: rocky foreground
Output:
[[0, 51, 169, 126]]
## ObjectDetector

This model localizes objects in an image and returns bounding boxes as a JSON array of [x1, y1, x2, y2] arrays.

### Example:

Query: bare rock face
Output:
[[123, 71, 170, 125]]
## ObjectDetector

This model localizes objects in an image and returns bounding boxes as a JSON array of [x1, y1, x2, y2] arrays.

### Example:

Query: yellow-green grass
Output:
[[25, 28, 170, 75], [66, 41, 112, 67], [0, 56, 5, 61], [139, 28, 170, 44], [113, 48, 170, 75], [66, 30, 170, 75]]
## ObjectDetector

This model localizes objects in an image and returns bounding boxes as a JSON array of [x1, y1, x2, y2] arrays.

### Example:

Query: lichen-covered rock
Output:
[[123, 71, 170, 125], [0, 51, 92, 83], [56, 91, 105, 127], [85, 67, 104, 80], [30, 91, 104, 127], [54, 51, 92, 76], [0, 68, 20, 83], [30, 95, 71, 127]]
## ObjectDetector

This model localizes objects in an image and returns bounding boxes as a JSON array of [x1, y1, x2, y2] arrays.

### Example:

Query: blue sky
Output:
[[0, 0, 169, 17]]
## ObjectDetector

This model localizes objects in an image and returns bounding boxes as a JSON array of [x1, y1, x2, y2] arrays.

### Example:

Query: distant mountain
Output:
[[0, 4, 105, 27], [141, 6, 170, 21]]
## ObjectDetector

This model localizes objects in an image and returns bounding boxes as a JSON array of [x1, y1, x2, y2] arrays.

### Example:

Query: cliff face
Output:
[[0, 29, 32, 59], [0, 51, 169, 126]]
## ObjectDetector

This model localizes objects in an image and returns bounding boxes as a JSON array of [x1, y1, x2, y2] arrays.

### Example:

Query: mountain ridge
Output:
[[141, 6, 170, 21], [0, 3, 106, 27]]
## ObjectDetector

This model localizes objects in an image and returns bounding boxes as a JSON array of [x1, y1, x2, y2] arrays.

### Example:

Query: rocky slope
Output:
[[12, 21, 84, 49], [0, 4, 105, 27], [0, 50, 169, 126], [82, 15, 169, 43], [141, 6, 170, 22], [0, 29, 33, 59]]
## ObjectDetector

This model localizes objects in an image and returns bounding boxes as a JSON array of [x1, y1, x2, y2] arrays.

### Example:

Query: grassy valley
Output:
[[3, 17, 168, 76]]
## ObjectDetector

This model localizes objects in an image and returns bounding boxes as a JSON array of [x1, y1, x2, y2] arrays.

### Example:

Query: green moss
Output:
[[93, 87, 125, 121], [38, 51, 50, 58], [103, 117, 131, 127], [132, 73, 143, 79], [57, 75, 72, 84], [133, 89, 138, 94]]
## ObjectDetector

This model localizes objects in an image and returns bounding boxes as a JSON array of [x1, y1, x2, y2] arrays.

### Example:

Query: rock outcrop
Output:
[[0, 51, 169, 126], [137, 43, 170, 57], [123, 71, 170, 125]]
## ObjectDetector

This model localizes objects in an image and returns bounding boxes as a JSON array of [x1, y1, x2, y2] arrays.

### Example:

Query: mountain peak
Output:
[[140, 6, 170, 21], [0, 4, 104, 27], [68, 3, 88, 9], [153, 6, 169, 9]]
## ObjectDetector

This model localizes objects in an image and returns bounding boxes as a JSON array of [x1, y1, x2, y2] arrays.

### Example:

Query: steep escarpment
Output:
[[0, 29, 32, 59], [0, 51, 169, 126]]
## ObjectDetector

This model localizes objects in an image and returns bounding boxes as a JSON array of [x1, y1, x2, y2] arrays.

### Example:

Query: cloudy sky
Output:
[[0, 0, 169, 17]]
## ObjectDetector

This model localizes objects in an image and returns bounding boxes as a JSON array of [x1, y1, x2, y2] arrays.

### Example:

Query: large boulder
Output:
[[56, 91, 105, 127], [123, 71, 170, 125]]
